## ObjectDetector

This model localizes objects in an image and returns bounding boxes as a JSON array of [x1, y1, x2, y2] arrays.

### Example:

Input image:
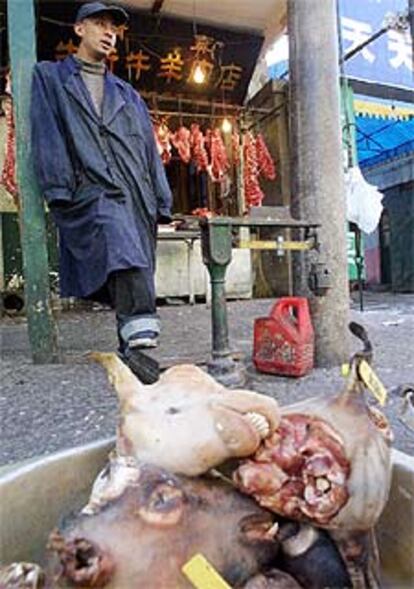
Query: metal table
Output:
[[158, 230, 200, 304]]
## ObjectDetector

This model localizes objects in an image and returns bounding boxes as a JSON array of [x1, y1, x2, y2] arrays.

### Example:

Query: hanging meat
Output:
[[207, 128, 230, 183], [232, 130, 241, 166], [171, 125, 191, 164], [244, 132, 264, 208], [1, 97, 19, 208], [189, 123, 209, 172], [153, 121, 172, 165], [256, 134, 276, 181]]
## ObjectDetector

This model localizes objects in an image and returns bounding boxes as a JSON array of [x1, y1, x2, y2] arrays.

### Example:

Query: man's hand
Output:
[[157, 214, 173, 225]]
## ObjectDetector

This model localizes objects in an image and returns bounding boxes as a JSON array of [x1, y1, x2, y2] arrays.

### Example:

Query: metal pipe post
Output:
[[200, 219, 246, 386], [208, 263, 231, 358]]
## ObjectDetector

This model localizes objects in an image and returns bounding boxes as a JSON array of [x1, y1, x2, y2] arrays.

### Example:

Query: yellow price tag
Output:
[[358, 359, 387, 406], [182, 554, 232, 589]]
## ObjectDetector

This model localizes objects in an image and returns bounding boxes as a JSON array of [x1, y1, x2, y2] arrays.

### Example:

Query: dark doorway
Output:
[[379, 209, 391, 285]]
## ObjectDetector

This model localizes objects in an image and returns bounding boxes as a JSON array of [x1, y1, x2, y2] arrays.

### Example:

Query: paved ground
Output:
[[1, 292, 413, 467]]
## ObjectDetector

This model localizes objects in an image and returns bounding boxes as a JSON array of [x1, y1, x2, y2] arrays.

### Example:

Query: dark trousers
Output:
[[106, 268, 156, 318], [88, 267, 158, 343]]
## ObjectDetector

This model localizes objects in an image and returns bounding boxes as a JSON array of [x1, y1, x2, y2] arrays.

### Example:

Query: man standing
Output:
[[30, 2, 172, 377]]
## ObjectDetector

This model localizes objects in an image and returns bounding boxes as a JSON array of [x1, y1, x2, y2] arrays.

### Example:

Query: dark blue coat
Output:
[[30, 56, 172, 298]]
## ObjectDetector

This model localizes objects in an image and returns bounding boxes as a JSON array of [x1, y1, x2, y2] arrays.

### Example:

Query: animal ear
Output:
[[211, 404, 262, 455], [215, 390, 281, 433], [88, 352, 143, 411]]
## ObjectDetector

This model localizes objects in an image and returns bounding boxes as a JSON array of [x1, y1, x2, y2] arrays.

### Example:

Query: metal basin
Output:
[[0, 440, 413, 587]]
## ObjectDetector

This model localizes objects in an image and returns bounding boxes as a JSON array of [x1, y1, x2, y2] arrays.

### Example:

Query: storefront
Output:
[[0, 0, 290, 304], [356, 98, 414, 292]]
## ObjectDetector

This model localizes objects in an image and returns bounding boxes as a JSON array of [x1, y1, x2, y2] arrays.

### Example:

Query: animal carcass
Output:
[[47, 463, 281, 588], [90, 354, 281, 477]]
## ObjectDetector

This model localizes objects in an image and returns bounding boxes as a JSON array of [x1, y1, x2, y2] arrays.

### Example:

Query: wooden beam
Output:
[[151, 0, 165, 14], [7, 0, 59, 362]]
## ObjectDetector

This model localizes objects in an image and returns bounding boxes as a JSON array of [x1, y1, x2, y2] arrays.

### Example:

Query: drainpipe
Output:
[[288, 0, 350, 366]]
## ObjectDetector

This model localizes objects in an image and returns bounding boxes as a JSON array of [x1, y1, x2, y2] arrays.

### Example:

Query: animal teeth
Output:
[[246, 412, 270, 439], [265, 521, 279, 539], [316, 477, 331, 492]]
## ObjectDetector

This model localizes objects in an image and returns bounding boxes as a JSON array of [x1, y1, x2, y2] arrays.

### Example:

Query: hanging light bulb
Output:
[[193, 62, 206, 84], [222, 117, 232, 133]]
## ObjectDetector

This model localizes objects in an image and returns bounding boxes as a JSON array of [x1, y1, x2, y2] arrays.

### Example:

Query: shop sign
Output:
[[34, 2, 263, 104], [340, 0, 413, 89]]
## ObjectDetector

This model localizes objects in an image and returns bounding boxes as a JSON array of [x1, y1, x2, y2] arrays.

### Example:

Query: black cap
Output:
[[75, 2, 129, 26]]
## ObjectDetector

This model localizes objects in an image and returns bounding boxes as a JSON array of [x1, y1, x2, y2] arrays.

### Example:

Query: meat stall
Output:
[[19, 0, 288, 303]]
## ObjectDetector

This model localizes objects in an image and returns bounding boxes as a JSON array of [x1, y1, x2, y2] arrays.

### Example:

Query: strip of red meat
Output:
[[208, 128, 230, 183], [189, 124, 209, 172], [171, 126, 191, 164], [232, 130, 241, 166], [244, 132, 264, 208], [153, 121, 172, 165], [256, 134, 276, 181], [1, 98, 19, 205]]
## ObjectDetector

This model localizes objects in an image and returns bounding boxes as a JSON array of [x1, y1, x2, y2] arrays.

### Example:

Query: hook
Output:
[[210, 101, 216, 130]]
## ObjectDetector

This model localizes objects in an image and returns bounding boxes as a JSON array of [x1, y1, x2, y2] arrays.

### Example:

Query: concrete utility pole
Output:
[[7, 0, 59, 363], [288, 0, 350, 366]]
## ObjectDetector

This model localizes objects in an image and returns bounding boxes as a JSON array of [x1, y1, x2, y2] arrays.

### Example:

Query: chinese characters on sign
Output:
[[387, 30, 412, 70], [158, 50, 185, 81], [339, 0, 412, 89], [36, 3, 263, 104], [53, 34, 244, 93], [188, 35, 217, 83], [342, 16, 412, 72], [218, 64, 243, 91], [126, 50, 151, 81]]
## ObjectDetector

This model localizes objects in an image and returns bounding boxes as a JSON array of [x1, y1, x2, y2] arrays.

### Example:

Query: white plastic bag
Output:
[[345, 166, 384, 234]]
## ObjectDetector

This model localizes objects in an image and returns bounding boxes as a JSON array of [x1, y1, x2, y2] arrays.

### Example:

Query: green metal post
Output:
[[7, 0, 59, 362], [341, 81, 358, 167], [208, 263, 231, 358], [341, 80, 364, 311], [200, 219, 246, 386]]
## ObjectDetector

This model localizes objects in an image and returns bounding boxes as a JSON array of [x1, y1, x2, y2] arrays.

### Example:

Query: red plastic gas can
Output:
[[253, 297, 314, 377]]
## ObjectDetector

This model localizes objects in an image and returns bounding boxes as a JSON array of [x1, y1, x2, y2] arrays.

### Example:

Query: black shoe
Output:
[[118, 346, 160, 384]]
